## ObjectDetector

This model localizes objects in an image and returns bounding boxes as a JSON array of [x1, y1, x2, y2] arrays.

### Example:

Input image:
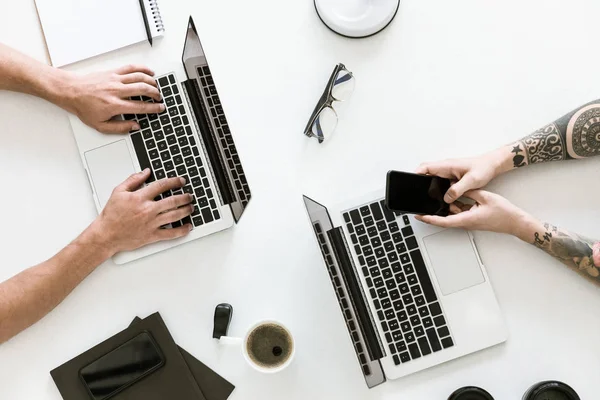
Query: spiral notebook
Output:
[[34, 0, 165, 67]]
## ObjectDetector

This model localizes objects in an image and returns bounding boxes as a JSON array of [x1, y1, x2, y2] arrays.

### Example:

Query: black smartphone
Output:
[[385, 170, 451, 216], [79, 331, 164, 400]]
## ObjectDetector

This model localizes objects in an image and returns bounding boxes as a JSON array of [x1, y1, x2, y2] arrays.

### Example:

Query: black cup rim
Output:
[[448, 386, 494, 400], [523, 381, 580, 400]]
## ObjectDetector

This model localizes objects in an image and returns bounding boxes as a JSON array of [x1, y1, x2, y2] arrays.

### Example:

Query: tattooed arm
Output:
[[416, 190, 600, 284], [417, 99, 600, 202]]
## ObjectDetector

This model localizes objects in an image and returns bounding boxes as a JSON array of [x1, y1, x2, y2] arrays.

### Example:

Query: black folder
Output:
[[50, 312, 234, 400]]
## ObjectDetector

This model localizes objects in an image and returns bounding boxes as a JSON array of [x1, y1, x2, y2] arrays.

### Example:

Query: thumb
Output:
[[444, 175, 476, 203], [117, 169, 150, 192]]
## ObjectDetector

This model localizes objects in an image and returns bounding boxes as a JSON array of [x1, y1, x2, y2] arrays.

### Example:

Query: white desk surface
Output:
[[1, 0, 599, 399]]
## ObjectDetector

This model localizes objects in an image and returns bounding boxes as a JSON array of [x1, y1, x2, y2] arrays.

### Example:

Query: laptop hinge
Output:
[[328, 227, 385, 361]]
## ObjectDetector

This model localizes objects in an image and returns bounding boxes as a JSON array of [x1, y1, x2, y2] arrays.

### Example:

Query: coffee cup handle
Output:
[[219, 336, 243, 346]]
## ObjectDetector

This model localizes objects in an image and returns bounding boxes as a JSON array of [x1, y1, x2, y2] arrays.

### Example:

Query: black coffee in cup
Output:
[[246, 323, 294, 369]]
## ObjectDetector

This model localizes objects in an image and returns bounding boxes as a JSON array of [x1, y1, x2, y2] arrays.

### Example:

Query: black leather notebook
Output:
[[50, 312, 231, 400], [129, 317, 235, 400]]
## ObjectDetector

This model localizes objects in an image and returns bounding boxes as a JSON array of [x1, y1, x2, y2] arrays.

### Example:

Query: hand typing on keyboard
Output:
[[94, 169, 194, 253], [0, 43, 165, 134], [55, 64, 166, 134]]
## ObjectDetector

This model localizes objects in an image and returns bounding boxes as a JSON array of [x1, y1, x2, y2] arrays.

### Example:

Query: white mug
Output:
[[220, 320, 295, 374]]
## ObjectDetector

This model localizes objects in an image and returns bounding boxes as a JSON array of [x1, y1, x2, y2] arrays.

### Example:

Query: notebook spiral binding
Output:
[[149, 0, 165, 32]]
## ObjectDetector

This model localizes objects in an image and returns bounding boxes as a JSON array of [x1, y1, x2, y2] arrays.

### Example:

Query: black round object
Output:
[[522, 381, 580, 400], [448, 386, 494, 400]]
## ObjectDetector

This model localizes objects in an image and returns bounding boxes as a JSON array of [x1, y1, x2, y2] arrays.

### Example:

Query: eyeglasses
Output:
[[304, 63, 355, 143]]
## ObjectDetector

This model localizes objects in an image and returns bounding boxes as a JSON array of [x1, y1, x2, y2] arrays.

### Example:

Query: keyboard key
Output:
[[406, 236, 418, 250], [417, 336, 431, 356], [399, 352, 411, 363], [370, 202, 384, 221], [414, 326, 424, 337], [410, 315, 420, 326], [371, 237, 382, 247], [410, 249, 437, 303], [151, 120, 161, 131], [384, 241, 394, 252], [377, 288, 387, 298], [441, 337, 454, 349], [397, 243, 407, 254], [407, 305, 417, 315], [389, 320, 399, 331], [145, 139, 156, 149], [388, 343, 396, 354], [405, 332, 415, 343], [162, 86, 172, 97], [364, 216, 374, 226], [402, 226, 414, 237], [393, 300, 403, 311], [389, 289, 400, 301], [182, 146, 192, 157], [400, 322, 410, 332], [391, 262, 402, 273], [157, 141, 167, 151], [384, 309, 395, 319], [355, 225, 365, 235], [381, 231, 391, 241], [359, 236, 369, 246], [393, 355, 400, 365], [185, 157, 195, 167], [158, 76, 169, 86], [193, 216, 204, 226], [381, 298, 392, 309], [402, 294, 413, 304], [392, 233, 402, 243], [396, 341, 407, 352], [176, 165, 186, 175], [367, 227, 377, 237], [161, 151, 170, 161], [382, 268, 392, 279], [392, 330, 402, 341], [395, 273, 406, 284], [381, 321, 388, 332], [418, 306, 429, 318], [399, 283, 409, 294], [408, 343, 421, 359], [389, 222, 399, 232], [397, 310, 408, 321], [201, 207, 214, 223], [179, 136, 189, 146], [422, 317, 433, 328], [160, 115, 170, 125], [367, 257, 377, 267], [426, 328, 441, 352], [130, 133, 152, 182], [433, 315, 446, 327], [429, 302, 442, 316], [142, 129, 152, 139], [438, 326, 450, 338], [407, 274, 418, 285], [411, 286, 423, 296]]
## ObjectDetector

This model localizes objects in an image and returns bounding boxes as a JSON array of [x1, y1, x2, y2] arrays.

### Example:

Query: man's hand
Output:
[[91, 169, 194, 256], [57, 65, 165, 134], [415, 190, 531, 238], [416, 148, 513, 204]]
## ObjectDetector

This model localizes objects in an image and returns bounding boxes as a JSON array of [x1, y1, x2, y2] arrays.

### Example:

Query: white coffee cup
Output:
[[219, 320, 295, 373]]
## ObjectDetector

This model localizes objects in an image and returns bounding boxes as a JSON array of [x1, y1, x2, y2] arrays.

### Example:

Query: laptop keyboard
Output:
[[127, 73, 221, 228], [343, 200, 454, 366], [196, 66, 251, 208], [313, 222, 372, 376]]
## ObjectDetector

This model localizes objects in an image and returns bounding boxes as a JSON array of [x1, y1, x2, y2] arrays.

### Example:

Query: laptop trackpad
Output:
[[85, 140, 135, 209], [422, 229, 484, 295]]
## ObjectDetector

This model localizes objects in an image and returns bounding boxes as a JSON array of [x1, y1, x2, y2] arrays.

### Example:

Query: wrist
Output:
[[510, 212, 542, 243], [485, 145, 515, 178], [79, 219, 119, 260], [41, 67, 78, 113]]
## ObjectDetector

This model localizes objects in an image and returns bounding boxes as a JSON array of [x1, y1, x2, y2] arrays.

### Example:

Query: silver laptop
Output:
[[70, 18, 251, 264], [303, 191, 507, 388]]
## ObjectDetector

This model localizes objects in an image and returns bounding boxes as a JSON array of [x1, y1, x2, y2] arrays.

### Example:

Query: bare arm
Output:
[[0, 170, 194, 344], [0, 42, 164, 133], [0, 222, 111, 343]]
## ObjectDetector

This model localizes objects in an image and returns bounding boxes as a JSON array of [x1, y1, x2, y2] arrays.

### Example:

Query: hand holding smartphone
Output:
[[385, 170, 451, 216]]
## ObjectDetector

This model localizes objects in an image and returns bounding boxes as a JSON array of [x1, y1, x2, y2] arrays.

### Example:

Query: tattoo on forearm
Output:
[[533, 223, 600, 281], [510, 100, 600, 168]]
